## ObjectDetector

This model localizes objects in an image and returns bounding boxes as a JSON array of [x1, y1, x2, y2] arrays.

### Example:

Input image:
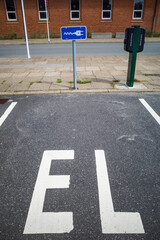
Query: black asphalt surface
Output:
[[0, 93, 160, 240], [0, 42, 160, 58]]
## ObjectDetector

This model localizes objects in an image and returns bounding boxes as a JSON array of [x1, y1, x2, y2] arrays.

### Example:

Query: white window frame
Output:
[[133, 0, 144, 20], [5, 0, 17, 21], [38, 0, 48, 21], [70, 0, 80, 20], [102, 0, 112, 20]]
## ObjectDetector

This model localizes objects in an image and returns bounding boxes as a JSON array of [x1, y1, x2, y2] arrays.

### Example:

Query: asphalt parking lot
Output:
[[0, 92, 160, 240]]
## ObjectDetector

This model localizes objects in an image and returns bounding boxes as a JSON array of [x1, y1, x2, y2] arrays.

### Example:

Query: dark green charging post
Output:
[[127, 25, 140, 87], [124, 25, 145, 87]]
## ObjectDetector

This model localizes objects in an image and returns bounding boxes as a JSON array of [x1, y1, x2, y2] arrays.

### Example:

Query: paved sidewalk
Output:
[[0, 54, 160, 96]]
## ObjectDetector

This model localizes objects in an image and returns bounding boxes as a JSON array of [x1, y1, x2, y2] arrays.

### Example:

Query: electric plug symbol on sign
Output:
[[64, 30, 84, 37]]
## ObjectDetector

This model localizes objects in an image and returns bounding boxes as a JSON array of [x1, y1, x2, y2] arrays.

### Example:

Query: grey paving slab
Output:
[[44, 72, 60, 77], [114, 66, 128, 71], [134, 75, 152, 81], [150, 76, 160, 81], [42, 76, 60, 83], [11, 83, 30, 92], [0, 69, 13, 73], [86, 66, 100, 71], [11, 73, 29, 78], [1, 78, 24, 86], [91, 82, 112, 89], [99, 64, 115, 70], [49, 83, 70, 90], [29, 82, 51, 91], [0, 83, 13, 92], [0, 73, 13, 78], [113, 75, 127, 81], [11, 68, 32, 73], [111, 70, 126, 76]]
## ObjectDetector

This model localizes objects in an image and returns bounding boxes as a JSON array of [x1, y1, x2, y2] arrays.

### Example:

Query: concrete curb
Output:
[[1, 88, 160, 96]]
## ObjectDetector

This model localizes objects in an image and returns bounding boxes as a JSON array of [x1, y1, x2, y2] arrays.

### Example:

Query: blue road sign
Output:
[[61, 26, 87, 40]]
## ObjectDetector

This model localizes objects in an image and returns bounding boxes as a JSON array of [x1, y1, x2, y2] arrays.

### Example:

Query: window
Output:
[[102, 0, 112, 19], [5, 0, 17, 21], [38, 0, 48, 20], [133, 0, 144, 19], [70, 0, 80, 20]]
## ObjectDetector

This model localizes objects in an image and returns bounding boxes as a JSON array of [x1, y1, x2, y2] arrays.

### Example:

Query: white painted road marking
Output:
[[24, 149, 145, 235], [0, 102, 17, 127], [23, 150, 74, 234], [139, 98, 160, 125], [95, 150, 145, 234]]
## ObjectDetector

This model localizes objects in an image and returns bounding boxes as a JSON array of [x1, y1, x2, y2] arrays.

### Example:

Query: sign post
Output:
[[45, 0, 50, 43], [61, 26, 87, 89], [72, 40, 77, 89], [21, 0, 31, 59]]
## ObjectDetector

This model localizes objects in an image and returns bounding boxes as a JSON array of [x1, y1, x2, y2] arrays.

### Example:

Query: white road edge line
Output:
[[0, 102, 17, 127], [139, 98, 160, 125]]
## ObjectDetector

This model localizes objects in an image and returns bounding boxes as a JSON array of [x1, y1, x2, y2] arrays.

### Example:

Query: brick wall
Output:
[[0, 0, 159, 36], [0, 0, 23, 35]]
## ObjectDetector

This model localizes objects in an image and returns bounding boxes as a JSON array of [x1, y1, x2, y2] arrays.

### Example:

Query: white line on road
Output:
[[0, 102, 17, 127], [95, 150, 145, 234], [139, 98, 160, 125]]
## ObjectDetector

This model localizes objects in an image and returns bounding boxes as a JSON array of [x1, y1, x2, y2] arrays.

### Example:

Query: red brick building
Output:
[[0, 0, 160, 37]]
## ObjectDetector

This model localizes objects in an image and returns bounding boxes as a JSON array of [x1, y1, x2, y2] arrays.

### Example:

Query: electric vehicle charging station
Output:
[[124, 25, 145, 87]]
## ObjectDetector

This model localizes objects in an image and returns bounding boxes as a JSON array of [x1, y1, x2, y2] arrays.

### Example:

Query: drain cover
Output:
[[0, 99, 9, 104]]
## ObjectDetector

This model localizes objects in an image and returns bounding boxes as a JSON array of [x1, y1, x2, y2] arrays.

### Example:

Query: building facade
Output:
[[0, 0, 160, 37]]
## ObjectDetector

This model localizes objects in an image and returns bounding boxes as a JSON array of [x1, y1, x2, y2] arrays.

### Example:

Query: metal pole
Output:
[[44, 0, 50, 43], [20, 2, 26, 42], [152, 0, 158, 33], [72, 40, 77, 90], [126, 25, 140, 87], [21, 0, 31, 59]]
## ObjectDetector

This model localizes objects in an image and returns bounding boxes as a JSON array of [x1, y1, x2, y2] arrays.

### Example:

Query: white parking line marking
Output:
[[23, 150, 74, 234], [0, 102, 17, 127], [139, 98, 160, 125], [95, 150, 145, 234]]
